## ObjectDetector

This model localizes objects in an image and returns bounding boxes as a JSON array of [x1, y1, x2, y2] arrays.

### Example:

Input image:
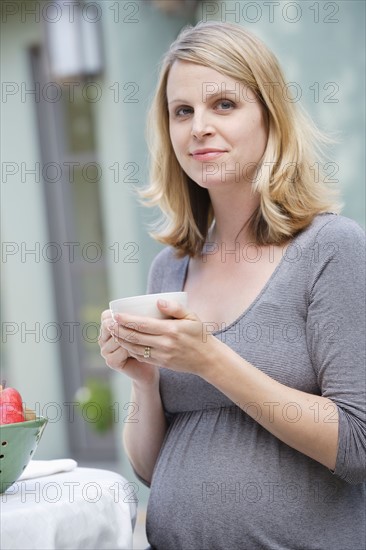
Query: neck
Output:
[[208, 185, 260, 245]]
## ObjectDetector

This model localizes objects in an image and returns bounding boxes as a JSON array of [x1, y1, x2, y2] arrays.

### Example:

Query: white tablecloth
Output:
[[0, 467, 137, 549]]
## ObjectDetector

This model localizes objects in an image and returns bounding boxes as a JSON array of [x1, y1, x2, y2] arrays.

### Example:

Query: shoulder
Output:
[[300, 214, 365, 294], [297, 213, 365, 261], [312, 212, 365, 241], [149, 246, 186, 274], [147, 246, 189, 294]]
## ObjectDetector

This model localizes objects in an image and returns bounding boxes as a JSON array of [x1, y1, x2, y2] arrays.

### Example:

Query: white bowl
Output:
[[109, 292, 188, 320]]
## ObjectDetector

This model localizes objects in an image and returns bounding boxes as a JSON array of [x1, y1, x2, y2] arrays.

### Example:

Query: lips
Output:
[[190, 148, 227, 161]]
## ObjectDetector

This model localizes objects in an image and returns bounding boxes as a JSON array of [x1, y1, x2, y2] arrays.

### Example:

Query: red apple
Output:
[[0, 404, 25, 424], [0, 386, 25, 424], [0, 387, 23, 408]]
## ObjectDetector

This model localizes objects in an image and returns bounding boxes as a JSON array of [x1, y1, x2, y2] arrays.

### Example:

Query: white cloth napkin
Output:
[[19, 459, 78, 481]]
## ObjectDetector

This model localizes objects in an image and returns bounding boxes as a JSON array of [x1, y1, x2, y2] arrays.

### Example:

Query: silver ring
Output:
[[143, 346, 151, 359]]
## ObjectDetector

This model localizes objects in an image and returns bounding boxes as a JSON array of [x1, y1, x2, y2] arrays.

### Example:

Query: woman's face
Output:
[[166, 60, 268, 190]]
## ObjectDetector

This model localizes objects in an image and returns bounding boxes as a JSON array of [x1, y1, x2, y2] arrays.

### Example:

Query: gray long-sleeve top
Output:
[[142, 213, 365, 550]]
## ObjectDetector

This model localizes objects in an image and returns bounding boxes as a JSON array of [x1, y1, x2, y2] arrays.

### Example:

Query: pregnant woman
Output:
[[99, 21, 365, 550]]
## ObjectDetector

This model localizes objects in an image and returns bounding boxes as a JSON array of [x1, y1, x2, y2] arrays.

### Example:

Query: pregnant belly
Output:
[[145, 407, 361, 550], [146, 408, 294, 549]]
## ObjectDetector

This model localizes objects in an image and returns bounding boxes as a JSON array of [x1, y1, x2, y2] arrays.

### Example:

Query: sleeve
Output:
[[145, 246, 170, 294], [305, 216, 366, 484]]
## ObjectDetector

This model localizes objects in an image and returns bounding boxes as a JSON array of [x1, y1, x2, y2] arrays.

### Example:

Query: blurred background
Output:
[[1, 1, 365, 547]]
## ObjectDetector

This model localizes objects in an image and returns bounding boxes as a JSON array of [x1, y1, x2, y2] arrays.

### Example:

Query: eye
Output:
[[216, 100, 235, 111], [174, 106, 193, 117]]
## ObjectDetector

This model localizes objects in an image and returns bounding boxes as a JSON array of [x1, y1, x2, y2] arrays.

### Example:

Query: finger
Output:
[[123, 342, 156, 364], [157, 299, 197, 321], [98, 319, 116, 344], [112, 325, 156, 353], [100, 333, 122, 355], [101, 309, 113, 321], [114, 313, 164, 336], [111, 322, 143, 344], [119, 339, 149, 360], [104, 346, 128, 370]]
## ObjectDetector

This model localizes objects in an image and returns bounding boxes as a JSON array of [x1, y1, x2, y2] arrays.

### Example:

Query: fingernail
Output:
[[158, 299, 168, 307]]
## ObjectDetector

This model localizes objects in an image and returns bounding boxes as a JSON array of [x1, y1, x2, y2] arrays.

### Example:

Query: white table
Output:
[[0, 468, 137, 549]]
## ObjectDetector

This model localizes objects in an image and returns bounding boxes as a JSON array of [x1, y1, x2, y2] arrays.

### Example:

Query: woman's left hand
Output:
[[110, 298, 220, 377]]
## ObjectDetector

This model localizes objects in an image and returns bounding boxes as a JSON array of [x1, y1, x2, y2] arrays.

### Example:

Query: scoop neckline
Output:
[[179, 229, 305, 336]]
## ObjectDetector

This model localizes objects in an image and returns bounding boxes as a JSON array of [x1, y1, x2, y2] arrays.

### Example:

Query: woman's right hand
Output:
[[98, 310, 159, 387]]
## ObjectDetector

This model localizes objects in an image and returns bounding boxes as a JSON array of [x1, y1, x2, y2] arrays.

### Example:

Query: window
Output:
[[30, 45, 117, 461]]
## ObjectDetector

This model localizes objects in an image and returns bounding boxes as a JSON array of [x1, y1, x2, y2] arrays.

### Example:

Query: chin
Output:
[[191, 178, 235, 190]]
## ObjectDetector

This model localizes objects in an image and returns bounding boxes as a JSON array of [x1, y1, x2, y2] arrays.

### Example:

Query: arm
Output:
[[99, 249, 171, 484], [99, 310, 168, 484], [201, 338, 339, 469], [123, 377, 168, 485], [304, 216, 366, 482]]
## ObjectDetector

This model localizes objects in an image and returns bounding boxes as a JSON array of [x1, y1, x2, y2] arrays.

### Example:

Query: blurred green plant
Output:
[[74, 378, 114, 434]]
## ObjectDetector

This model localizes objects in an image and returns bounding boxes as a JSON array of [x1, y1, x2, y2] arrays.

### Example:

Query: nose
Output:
[[190, 110, 214, 139]]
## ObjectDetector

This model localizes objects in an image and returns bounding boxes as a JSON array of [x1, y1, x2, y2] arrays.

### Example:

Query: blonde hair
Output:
[[140, 21, 342, 257]]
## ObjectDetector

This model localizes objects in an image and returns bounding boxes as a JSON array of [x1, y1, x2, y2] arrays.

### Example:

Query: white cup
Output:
[[109, 292, 188, 320]]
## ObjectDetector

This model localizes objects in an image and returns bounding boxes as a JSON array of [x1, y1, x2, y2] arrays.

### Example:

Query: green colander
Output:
[[0, 417, 48, 493]]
